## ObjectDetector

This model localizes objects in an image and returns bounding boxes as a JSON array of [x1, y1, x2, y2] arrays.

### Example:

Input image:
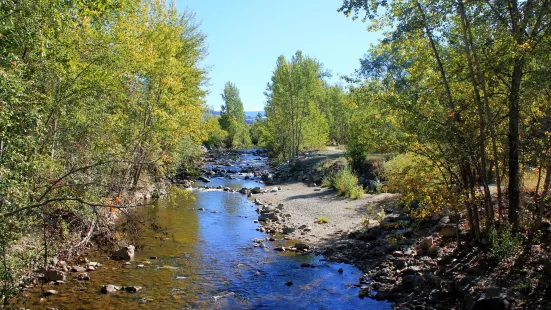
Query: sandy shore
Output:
[[252, 181, 399, 248]]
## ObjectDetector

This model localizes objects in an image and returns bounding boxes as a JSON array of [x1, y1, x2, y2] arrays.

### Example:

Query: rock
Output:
[[270, 187, 279, 193], [77, 273, 90, 281], [44, 270, 65, 282], [294, 243, 310, 251], [274, 247, 285, 252], [544, 259, 551, 277], [428, 289, 447, 304], [483, 287, 502, 298], [358, 287, 371, 299], [285, 281, 293, 286], [197, 176, 211, 183], [44, 290, 58, 296], [101, 284, 121, 294], [356, 227, 382, 241], [258, 213, 277, 222], [87, 266, 96, 271], [282, 227, 295, 234], [112, 245, 135, 261], [420, 237, 433, 251], [70, 266, 86, 273], [428, 246, 443, 257], [402, 274, 423, 292], [430, 213, 441, 222], [463, 294, 476, 310], [251, 187, 262, 194], [472, 297, 511, 310], [124, 286, 143, 293], [338, 268, 343, 273], [440, 224, 457, 237]]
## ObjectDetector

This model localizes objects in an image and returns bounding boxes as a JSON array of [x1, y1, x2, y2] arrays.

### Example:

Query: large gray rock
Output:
[[440, 224, 458, 237], [294, 243, 310, 251], [472, 297, 511, 310], [402, 274, 423, 291], [251, 187, 262, 194], [44, 270, 66, 282], [101, 284, 121, 294], [112, 245, 135, 261], [197, 176, 211, 183], [420, 237, 433, 251]]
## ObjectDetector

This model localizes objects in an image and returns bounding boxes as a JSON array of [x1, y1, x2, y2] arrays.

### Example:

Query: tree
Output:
[[339, 0, 551, 236], [219, 82, 251, 148], [264, 51, 329, 161]]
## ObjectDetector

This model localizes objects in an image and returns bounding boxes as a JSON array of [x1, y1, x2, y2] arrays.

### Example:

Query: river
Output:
[[21, 150, 388, 309]]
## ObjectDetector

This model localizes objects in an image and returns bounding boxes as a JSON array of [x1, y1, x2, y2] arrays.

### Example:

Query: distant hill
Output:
[[210, 110, 265, 124]]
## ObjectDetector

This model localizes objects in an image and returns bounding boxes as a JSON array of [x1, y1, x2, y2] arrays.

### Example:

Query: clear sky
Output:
[[174, 0, 380, 111]]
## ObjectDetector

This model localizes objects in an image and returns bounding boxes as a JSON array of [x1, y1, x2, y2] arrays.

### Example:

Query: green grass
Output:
[[316, 216, 329, 224], [324, 167, 364, 199]]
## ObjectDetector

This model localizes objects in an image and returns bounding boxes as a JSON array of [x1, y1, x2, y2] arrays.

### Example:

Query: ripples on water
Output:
[[21, 151, 389, 309]]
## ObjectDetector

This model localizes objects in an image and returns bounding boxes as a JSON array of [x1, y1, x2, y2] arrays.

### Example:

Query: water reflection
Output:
[[20, 151, 389, 309]]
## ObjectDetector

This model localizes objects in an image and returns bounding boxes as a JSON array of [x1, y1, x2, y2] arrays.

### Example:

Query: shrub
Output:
[[316, 216, 329, 223], [324, 167, 364, 199], [487, 223, 522, 260], [383, 152, 458, 218]]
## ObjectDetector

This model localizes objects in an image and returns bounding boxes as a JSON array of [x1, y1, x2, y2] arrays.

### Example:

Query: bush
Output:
[[324, 167, 365, 199], [487, 223, 522, 260], [316, 216, 329, 223], [383, 152, 458, 218]]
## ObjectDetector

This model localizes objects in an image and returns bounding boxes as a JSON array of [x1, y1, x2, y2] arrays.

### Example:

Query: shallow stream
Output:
[[21, 150, 388, 309]]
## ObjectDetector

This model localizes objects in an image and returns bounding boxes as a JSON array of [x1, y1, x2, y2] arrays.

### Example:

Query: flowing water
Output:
[[20, 151, 389, 309]]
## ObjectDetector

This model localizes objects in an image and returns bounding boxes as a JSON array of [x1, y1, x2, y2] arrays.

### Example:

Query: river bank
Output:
[[246, 149, 551, 310]]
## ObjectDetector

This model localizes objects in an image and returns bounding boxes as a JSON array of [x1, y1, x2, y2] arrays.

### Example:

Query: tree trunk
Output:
[[508, 61, 523, 231], [457, 0, 493, 226]]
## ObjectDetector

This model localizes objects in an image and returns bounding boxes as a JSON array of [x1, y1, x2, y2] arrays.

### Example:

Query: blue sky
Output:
[[174, 1, 381, 111]]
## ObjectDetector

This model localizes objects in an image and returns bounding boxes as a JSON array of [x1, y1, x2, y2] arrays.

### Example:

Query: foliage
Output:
[[487, 223, 523, 261], [325, 167, 364, 199], [383, 153, 459, 218], [202, 112, 228, 149], [0, 0, 208, 303], [339, 0, 551, 239], [316, 216, 329, 224], [249, 113, 266, 146], [219, 82, 251, 148], [263, 51, 329, 161]]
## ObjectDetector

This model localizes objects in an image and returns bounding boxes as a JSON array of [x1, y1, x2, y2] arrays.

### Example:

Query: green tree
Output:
[[219, 82, 251, 148], [264, 51, 329, 161]]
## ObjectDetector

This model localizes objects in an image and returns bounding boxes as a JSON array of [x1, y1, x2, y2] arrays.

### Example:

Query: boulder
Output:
[[197, 176, 211, 183], [428, 246, 443, 257], [101, 284, 121, 294], [440, 224, 458, 237], [124, 286, 143, 293], [294, 243, 310, 251], [420, 237, 433, 251], [77, 273, 90, 281], [402, 274, 423, 292], [112, 245, 135, 261], [70, 266, 86, 273], [472, 297, 511, 310], [44, 290, 58, 296], [44, 270, 65, 282], [282, 227, 296, 234]]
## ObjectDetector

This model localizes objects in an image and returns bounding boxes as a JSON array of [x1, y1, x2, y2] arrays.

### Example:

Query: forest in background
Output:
[[1, 0, 551, 306]]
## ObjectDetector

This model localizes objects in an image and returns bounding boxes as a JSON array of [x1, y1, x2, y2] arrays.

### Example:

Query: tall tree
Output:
[[264, 51, 329, 161], [219, 82, 250, 148]]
